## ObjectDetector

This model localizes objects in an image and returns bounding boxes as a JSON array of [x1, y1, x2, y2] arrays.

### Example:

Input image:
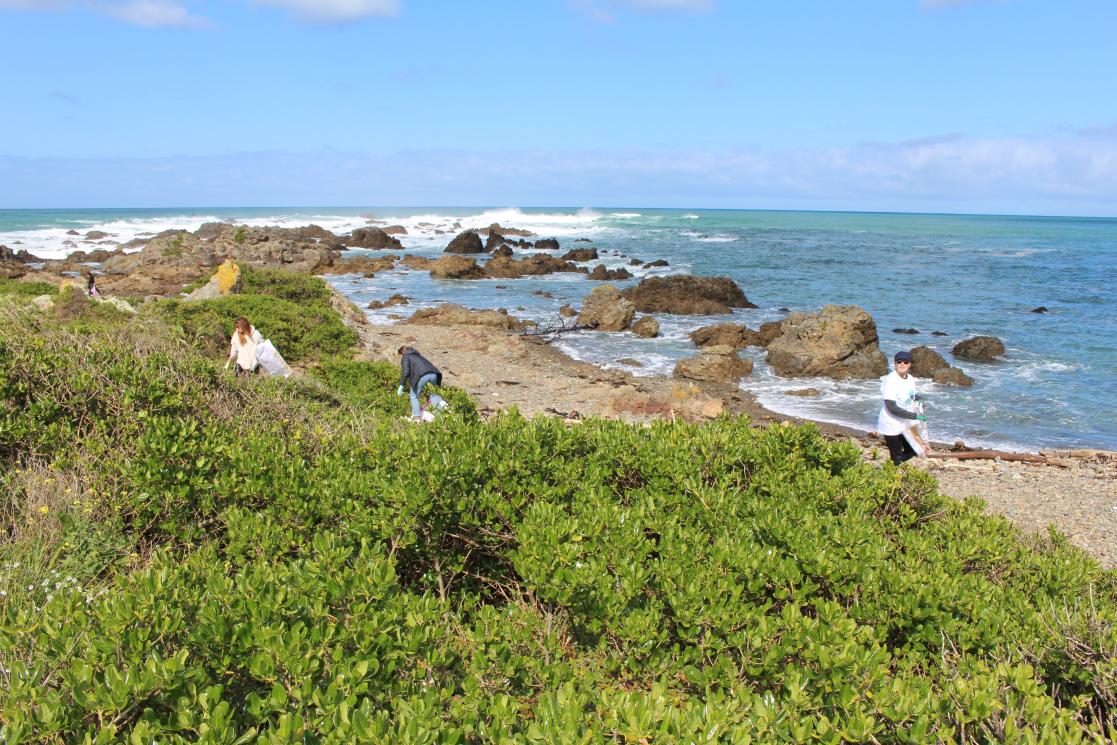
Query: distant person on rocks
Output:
[[87, 273, 101, 299], [226, 317, 263, 376], [877, 350, 925, 465], [397, 346, 448, 419]]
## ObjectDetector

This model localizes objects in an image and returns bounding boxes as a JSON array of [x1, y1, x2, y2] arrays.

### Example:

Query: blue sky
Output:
[[2, 0, 1116, 214]]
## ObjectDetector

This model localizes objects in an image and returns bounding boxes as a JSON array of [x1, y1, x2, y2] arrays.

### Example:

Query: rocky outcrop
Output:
[[0, 261, 26, 279], [673, 345, 753, 384], [368, 294, 409, 309], [429, 256, 486, 279], [491, 245, 514, 258], [621, 275, 756, 315], [689, 322, 760, 349], [643, 259, 669, 268], [483, 255, 584, 279], [318, 255, 399, 275], [84, 230, 110, 241], [559, 304, 577, 318], [183, 260, 241, 301], [766, 305, 887, 379], [346, 227, 403, 250], [910, 346, 973, 386], [577, 285, 636, 332], [560, 247, 599, 262], [444, 230, 485, 254], [399, 255, 433, 270], [630, 316, 660, 338], [534, 238, 560, 250], [487, 223, 534, 237], [405, 303, 531, 330], [952, 335, 1006, 362], [383, 225, 408, 235], [757, 320, 785, 347], [587, 265, 633, 281]]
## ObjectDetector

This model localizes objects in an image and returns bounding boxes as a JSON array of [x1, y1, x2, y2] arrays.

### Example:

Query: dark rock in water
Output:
[[617, 357, 643, 367], [485, 254, 584, 279], [485, 229, 507, 251], [932, 331, 948, 336], [533, 290, 555, 299], [383, 225, 408, 235], [558, 303, 577, 318], [643, 259, 669, 268], [777, 307, 791, 313], [587, 265, 633, 281], [757, 321, 783, 347], [495, 285, 508, 289], [766, 305, 888, 379], [492, 245, 514, 257], [689, 322, 759, 349], [674, 345, 753, 383], [487, 223, 533, 237], [1030, 306, 1048, 313], [893, 328, 920, 335], [952, 335, 1005, 362], [621, 275, 755, 314], [443, 230, 485, 254], [560, 247, 598, 262], [628, 258, 642, 266], [83, 230, 110, 241], [630, 315, 660, 338], [577, 285, 636, 331], [787, 388, 820, 397], [429, 255, 485, 279], [574, 238, 594, 243], [909, 346, 949, 378], [367, 294, 409, 309], [347, 227, 403, 250], [932, 367, 974, 387], [66, 229, 80, 236], [534, 238, 560, 250]]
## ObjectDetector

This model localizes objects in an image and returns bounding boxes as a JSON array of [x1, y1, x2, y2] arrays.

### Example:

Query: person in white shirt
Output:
[[225, 317, 263, 376], [877, 350, 925, 465]]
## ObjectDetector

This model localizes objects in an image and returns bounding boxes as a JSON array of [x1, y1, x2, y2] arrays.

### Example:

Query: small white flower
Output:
[[45, 594, 52, 602], [1, 590, 7, 597]]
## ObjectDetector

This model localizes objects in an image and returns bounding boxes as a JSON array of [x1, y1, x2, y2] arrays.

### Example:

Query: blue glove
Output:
[[916, 415, 927, 421], [396, 385, 404, 397]]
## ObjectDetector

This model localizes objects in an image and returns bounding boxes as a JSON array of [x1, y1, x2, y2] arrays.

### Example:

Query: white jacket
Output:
[[229, 326, 263, 370]]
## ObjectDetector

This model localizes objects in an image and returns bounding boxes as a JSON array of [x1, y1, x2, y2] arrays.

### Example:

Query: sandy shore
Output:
[[346, 310, 1117, 569]]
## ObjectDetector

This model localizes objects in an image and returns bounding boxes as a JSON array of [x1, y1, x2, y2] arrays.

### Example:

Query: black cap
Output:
[[894, 350, 912, 363]]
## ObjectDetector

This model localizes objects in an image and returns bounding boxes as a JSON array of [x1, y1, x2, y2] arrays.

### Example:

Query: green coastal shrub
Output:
[[152, 294, 356, 364], [2, 300, 1116, 743], [0, 279, 58, 298]]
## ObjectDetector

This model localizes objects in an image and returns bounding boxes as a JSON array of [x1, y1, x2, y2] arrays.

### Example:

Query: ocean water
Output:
[[2, 206, 1114, 452]]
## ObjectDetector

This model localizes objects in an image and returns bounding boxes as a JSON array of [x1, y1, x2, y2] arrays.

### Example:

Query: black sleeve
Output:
[[884, 400, 918, 420], [398, 356, 410, 389]]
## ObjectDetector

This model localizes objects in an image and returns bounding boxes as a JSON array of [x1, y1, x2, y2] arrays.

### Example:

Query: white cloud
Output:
[[4, 132, 1117, 215], [250, 0, 398, 24], [0, 0, 209, 26], [102, 0, 207, 27], [571, 0, 713, 23]]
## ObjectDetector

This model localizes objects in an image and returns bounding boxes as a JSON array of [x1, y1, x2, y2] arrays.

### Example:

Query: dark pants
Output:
[[235, 363, 260, 377], [883, 434, 917, 466]]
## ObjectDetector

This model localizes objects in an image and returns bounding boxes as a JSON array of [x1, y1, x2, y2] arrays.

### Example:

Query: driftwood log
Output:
[[930, 450, 1047, 464]]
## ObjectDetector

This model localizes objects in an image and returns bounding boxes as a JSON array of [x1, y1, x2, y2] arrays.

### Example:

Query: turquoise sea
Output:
[[2, 206, 1114, 452]]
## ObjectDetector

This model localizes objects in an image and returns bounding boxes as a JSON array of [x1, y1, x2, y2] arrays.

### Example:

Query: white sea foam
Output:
[[681, 214, 699, 219], [609, 212, 642, 218]]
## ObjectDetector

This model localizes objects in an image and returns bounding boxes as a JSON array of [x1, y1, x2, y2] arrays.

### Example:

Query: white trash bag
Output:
[[902, 402, 931, 458], [256, 339, 291, 378]]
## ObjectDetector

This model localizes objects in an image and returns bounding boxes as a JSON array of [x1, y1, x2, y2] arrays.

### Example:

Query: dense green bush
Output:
[[1, 301, 1116, 743], [0, 279, 58, 298]]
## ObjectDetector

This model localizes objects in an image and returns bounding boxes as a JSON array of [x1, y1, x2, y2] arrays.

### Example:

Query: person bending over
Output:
[[226, 317, 263, 376], [877, 350, 925, 465], [396, 346, 448, 419]]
